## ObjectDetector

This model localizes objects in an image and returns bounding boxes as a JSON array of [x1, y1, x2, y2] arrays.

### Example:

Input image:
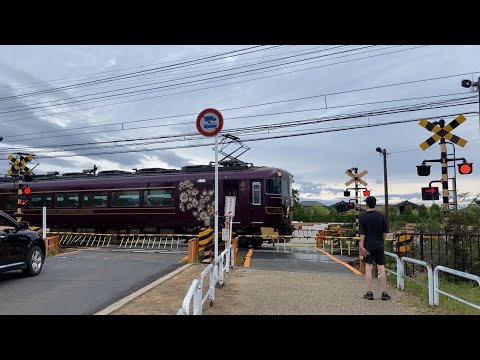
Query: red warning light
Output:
[[458, 163, 473, 175], [363, 190, 370, 196], [24, 187, 31, 195], [19, 200, 27, 206]]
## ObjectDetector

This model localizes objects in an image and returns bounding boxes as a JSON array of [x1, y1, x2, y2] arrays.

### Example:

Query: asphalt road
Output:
[[245, 247, 355, 274], [0, 248, 184, 315]]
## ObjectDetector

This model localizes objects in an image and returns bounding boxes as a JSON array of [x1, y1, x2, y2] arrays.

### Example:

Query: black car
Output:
[[0, 211, 45, 276]]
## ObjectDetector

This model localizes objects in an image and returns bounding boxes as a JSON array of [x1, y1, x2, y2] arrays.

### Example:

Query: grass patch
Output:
[[236, 255, 244, 267], [47, 249, 58, 256], [386, 270, 480, 315]]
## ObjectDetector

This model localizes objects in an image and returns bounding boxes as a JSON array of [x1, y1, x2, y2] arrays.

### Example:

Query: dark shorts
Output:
[[363, 248, 385, 265]]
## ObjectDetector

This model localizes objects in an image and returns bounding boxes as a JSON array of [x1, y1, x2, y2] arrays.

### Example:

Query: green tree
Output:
[[429, 203, 441, 222], [403, 205, 413, 216], [417, 205, 429, 219], [312, 205, 329, 222]]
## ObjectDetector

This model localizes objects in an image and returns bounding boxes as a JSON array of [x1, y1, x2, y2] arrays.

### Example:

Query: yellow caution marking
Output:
[[244, 248, 254, 267], [316, 247, 362, 275], [55, 249, 85, 256]]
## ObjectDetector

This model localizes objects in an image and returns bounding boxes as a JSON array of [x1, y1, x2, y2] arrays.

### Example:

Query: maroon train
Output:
[[0, 162, 294, 247]]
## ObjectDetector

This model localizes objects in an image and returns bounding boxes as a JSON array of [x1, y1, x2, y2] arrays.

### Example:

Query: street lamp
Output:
[[461, 77, 479, 132], [376, 147, 390, 234]]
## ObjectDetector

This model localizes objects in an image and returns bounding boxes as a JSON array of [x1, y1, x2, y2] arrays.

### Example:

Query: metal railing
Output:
[[384, 251, 403, 289], [433, 266, 480, 309], [54, 231, 192, 250], [177, 243, 233, 315], [385, 251, 479, 309], [400, 257, 433, 306], [391, 232, 480, 275]]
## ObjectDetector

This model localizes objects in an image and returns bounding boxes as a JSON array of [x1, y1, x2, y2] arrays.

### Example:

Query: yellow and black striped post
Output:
[[439, 120, 449, 216], [16, 176, 24, 223], [198, 227, 214, 263]]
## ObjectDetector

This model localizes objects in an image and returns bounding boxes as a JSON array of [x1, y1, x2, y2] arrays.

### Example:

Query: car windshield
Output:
[[0, 211, 18, 228]]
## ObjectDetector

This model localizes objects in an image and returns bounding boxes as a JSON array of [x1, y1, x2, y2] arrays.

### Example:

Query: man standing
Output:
[[359, 196, 391, 300]]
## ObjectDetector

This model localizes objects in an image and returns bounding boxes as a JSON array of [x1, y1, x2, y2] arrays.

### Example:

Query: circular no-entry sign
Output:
[[196, 108, 223, 137]]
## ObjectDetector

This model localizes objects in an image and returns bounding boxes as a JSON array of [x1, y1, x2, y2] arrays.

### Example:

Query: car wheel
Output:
[[23, 245, 44, 277]]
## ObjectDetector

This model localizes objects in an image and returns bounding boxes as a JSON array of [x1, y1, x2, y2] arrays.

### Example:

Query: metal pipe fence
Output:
[[177, 243, 233, 315]]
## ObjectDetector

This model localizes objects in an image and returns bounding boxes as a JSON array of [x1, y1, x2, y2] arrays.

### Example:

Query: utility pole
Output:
[[376, 147, 391, 251], [376, 147, 389, 231]]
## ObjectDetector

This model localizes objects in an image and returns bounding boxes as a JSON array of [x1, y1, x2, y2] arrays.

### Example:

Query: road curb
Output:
[[94, 263, 193, 315]]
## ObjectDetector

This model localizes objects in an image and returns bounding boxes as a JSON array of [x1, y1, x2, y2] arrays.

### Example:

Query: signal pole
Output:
[[460, 77, 480, 133]]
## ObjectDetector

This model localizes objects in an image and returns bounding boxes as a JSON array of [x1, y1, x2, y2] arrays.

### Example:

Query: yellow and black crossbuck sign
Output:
[[6, 154, 34, 176], [419, 114, 468, 150]]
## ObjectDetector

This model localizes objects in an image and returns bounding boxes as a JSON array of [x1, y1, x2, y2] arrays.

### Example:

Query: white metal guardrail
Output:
[[433, 266, 480, 310], [400, 257, 433, 306], [177, 243, 233, 315], [385, 252, 479, 309], [384, 251, 403, 289]]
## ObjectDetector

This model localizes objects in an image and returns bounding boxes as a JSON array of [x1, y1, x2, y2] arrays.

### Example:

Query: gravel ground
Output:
[[203, 268, 415, 315]]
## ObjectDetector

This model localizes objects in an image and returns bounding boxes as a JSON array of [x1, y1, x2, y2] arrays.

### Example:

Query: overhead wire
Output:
[[0, 45, 427, 124]]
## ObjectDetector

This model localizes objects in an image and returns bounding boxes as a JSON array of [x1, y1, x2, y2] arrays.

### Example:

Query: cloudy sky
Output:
[[0, 45, 479, 206]]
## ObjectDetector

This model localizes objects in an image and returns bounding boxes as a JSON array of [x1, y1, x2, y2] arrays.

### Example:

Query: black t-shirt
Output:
[[359, 210, 387, 250]]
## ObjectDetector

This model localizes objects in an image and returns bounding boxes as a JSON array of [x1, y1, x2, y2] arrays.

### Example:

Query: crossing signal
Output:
[[458, 162, 473, 175], [17, 183, 31, 208], [363, 190, 370, 196], [344, 190, 350, 197], [421, 187, 439, 201], [417, 164, 431, 176], [347, 202, 354, 209]]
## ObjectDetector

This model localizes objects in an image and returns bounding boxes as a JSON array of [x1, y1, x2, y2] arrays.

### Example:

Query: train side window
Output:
[[30, 194, 52, 208], [83, 192, 108, 208], [144, 189, 174, 207], [0, 194, 17, 209], [252, 182, 261, 205], [55, 193, 79, 208], [112, 191, 140, 207]]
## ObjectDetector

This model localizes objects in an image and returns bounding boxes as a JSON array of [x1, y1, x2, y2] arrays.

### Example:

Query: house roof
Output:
[[395, 200, 420, 208], [300, 200, 327, 207]]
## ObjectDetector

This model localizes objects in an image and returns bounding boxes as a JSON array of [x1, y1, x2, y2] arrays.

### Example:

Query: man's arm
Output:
[[359, 234, 369, 255]]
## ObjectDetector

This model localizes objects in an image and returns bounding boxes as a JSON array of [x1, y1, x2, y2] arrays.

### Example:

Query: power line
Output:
[[0, 45, 426, 124], [0, 45, 281, 102], [5, 84, 474, 143], [13, 99, 476, 154], [0, 45, 377, 114], [32, 111, 479, 159], [0, 45, 305, 93], [5, 93, 475, 144]]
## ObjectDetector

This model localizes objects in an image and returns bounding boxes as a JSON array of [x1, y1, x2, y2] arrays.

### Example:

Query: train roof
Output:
[[0, 161, 292, 189]]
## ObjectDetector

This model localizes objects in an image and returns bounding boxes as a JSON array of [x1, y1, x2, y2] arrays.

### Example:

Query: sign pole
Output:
[[196, 107, 224, 275], [214, 134, 219, 267]]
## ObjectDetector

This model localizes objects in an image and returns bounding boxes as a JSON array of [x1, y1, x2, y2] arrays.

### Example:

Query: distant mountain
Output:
[[300, 200, 327, 207]]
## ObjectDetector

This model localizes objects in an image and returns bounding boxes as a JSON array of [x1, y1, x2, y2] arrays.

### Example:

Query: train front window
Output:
[[55, 193, 79, 208], [265, 179, 282, 195], [144, 189, 174, 207], [112, 191, 140, 207], [282, 180, 290, 196], [30, 194, 52, 208], [83, 192, 108, 208]]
